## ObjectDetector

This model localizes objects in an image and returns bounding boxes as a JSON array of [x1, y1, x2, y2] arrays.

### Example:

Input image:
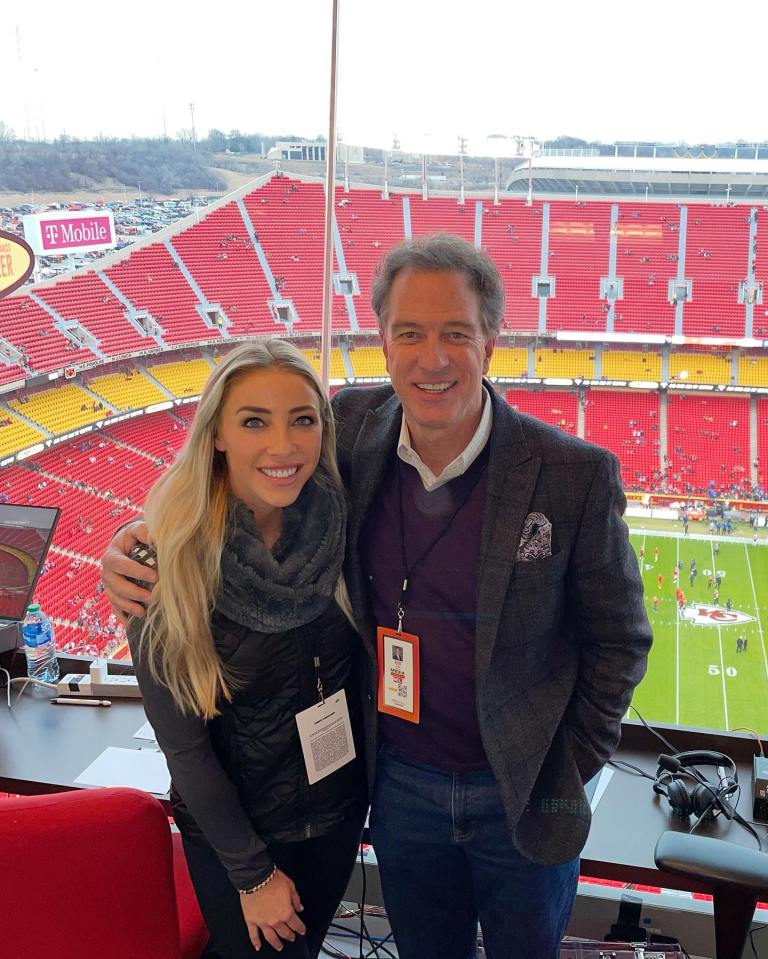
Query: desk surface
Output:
[[1, 686, 766, 895], [582, 723, 768, 894], [0, 684, 151, 797]]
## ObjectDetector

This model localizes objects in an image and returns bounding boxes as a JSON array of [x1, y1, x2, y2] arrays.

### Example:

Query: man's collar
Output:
[[397, 387, 493, 492]]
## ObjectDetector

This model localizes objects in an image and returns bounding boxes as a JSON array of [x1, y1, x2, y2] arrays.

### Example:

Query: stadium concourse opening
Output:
[[0, 166, 766, 731]]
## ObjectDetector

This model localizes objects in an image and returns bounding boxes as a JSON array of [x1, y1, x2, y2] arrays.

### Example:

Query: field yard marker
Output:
[[709, 540, 729, 730], [743, 543, 768, 684]]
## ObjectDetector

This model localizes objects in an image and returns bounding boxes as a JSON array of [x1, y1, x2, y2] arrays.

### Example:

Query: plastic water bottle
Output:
[[22, 604, 60, 683]]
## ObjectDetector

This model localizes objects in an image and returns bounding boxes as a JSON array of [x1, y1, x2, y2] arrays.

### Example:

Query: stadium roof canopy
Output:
[[506, 155, 768, 199]]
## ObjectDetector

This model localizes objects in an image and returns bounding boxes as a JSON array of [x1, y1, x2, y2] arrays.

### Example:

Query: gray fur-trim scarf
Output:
[[216, 478, 347, 633]]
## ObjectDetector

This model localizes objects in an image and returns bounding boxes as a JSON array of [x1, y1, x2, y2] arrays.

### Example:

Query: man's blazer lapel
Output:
[[346, 395, 402, 650], [476, 393, 541, 681]]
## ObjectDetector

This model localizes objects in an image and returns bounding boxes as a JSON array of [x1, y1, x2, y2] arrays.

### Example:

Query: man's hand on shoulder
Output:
[[100, 521, 156, 626]]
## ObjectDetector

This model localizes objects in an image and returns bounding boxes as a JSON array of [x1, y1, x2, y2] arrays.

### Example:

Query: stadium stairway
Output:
[[101, 433, 165, 465]]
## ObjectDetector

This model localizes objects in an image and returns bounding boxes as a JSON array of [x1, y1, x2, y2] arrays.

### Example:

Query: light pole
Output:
[[138, 182, 142, 205]]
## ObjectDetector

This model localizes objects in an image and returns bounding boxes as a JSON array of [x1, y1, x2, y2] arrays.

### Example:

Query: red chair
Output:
[[0, 787, 208, 959]]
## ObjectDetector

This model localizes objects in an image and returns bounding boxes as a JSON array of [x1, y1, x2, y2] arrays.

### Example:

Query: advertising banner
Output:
[[0, 230, 35, 299], [22, 210, 116, 256]]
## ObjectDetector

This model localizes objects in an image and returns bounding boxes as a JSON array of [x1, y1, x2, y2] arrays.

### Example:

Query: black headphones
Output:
[[653, 750, 738, 820]]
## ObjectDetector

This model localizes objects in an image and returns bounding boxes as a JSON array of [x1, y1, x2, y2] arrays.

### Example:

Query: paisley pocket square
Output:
[[516, 512, 553, 561]]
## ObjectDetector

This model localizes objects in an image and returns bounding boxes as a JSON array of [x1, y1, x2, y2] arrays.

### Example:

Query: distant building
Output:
[[266, 141, 364, 163]]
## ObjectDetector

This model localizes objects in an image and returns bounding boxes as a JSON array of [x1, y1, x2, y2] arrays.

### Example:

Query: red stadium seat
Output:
[[0, 787, 207, 959]]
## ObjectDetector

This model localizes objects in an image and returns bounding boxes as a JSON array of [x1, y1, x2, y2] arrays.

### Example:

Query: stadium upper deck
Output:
[[1, 172, 768, 387]]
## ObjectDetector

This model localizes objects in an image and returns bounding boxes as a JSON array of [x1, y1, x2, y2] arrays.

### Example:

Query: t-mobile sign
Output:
[[22, 210, 116, 256]]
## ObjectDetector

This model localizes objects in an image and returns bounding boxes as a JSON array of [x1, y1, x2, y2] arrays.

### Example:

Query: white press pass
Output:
[[295, 689, 356, 785]]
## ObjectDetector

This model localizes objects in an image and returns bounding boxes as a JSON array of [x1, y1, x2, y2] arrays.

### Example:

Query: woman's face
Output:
[[214, 367, 323, 524]]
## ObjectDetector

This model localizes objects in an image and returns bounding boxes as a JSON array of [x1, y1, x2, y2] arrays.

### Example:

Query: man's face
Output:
[[380, 268, 495, 444]]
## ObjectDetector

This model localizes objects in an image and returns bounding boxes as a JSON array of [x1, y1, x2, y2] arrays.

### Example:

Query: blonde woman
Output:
[[127, 341, 366, 958]]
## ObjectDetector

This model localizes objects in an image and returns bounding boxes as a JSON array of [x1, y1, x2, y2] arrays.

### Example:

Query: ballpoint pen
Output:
[[50, 698, 112, 707]]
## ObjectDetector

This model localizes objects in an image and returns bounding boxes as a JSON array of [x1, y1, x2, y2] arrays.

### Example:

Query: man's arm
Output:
[[100, 520, 156, 625], [563, 450, 653, 783]]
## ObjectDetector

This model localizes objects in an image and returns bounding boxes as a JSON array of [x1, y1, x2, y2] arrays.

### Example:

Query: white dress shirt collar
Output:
[[396, 386, 493, 492]]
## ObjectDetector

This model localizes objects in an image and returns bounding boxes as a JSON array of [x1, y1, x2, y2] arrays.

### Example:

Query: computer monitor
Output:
[[0, 503, 60, 627]]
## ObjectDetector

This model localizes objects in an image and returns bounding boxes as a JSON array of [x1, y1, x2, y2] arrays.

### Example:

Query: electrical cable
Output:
[[750, 921, 768, 958], [621, 708, 763, 849]]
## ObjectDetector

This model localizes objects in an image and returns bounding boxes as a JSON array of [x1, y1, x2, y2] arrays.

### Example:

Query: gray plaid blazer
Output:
[[332, 383, 652, 866]]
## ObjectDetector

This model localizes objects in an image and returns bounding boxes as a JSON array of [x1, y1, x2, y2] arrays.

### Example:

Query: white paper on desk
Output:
[[584, 766, 614, 812], [74, 746, 170, 796], [133, 720, 156, 742]]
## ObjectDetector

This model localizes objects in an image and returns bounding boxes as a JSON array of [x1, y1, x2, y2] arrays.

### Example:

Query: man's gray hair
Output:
[[371, 233, 505, 338]]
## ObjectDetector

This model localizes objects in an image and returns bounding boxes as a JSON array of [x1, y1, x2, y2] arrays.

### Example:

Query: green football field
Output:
[[627, 528, 768, 736]]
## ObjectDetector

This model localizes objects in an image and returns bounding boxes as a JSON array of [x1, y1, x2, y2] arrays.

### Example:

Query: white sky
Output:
[[1, 0, 766, 154]]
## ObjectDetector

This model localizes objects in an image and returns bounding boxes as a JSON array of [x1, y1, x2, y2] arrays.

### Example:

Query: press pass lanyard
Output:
[[395, 462, 485, 633]]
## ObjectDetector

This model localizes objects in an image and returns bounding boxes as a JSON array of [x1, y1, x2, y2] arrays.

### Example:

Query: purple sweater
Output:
[[362, 448, 490, 771]]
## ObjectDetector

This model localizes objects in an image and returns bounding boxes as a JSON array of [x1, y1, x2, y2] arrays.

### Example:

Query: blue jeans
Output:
[[368, 748, 579, 959]]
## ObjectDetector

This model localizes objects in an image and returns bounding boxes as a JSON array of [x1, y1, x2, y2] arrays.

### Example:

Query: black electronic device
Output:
[[753, 755, 768, 823], [0, 503, 60, 653], [653, 749, 738, 820]]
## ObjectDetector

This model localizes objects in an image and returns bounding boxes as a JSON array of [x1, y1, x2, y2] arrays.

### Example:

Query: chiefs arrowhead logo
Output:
[[681, 604, 755, 627]]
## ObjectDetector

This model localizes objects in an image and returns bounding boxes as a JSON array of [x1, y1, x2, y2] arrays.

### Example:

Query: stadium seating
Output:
[[488, 347, 528, 378], [505, 389, 578, 434], [0, 295, 96, 373], [34, 272, 148, 357], [348, 346, 388, 378], [302, 349, 348, 379], [533, 348, 595, 379], [481, 199, 543, 333], [601, 350, 662, 382], [758, 398, 768, 496], [546, 201, 612, 333], [666, 394, 751, 497], [87, 370, 169, 411], [241, 178, 348, 332], [334, 188, 405, 329], [172, 201, 283, 337], [8, 384, 111, 435], [613, 204, 679, 335], [0, 413, 45, 457], [104, 244, 212, 345], [584, 390, 661, 489], [409, 195, 475, 244], [146, 358, 213, 396], [683, 206, 748, 337], [738, 353, 768, 388], [669, 351, 732, 385]]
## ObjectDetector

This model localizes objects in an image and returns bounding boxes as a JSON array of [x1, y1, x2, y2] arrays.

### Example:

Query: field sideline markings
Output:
[[743, 543, 768, 687], [709, 540, 729, 730]]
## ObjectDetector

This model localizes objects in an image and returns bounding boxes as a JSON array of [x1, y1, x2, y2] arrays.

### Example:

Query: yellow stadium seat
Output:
[[349, 347, 387, 378], [669, 353, 731, 385], [146, 360, 213, 397], [9, 384, 108, 435], [489, 348, 528, 378], [88, 372, 169, 412], [0, 412, 46, 457], [302, 350, 347, 379], [533, 349, 595, 379], [738, 354, 768, 387], [601, 351, 662, 381]]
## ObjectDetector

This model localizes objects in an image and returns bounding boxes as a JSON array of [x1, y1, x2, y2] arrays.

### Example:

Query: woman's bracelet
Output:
[[238, 866, 278, 896]]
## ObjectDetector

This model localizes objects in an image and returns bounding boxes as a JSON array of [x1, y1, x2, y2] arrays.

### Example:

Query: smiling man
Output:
[[332, 233, 652, 959]]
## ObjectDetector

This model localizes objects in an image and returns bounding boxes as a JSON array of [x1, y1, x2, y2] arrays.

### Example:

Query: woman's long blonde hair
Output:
[[138, 339, 344, 719]]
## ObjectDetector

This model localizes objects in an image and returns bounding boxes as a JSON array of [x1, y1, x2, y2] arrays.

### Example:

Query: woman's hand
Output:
[[100, 520, 156, 625], [240, 869, 306, 952]]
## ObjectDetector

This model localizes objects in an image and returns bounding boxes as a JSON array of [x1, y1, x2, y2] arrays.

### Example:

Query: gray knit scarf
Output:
[[216, 478, 347, 633]]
